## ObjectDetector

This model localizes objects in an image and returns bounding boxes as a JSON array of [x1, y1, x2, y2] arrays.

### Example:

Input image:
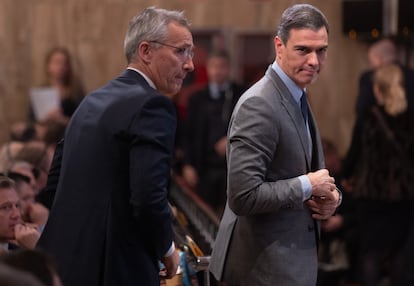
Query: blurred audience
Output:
[[0, 263, 45, 286], [317, 139, 359, 286], [0, 141, 25, 172], [356, 38, 414, 116], [30, 46, 85, 126], [13, 141, 54, 195], [0, 176, 40, 251], [5, 171, 48, 228], [181, 49, 246, 217], [343, 63, 414, 286], [0, 249, 63, 286]]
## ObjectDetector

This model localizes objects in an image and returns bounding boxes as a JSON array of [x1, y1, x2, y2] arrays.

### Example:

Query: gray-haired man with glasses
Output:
[[37, 7, 194, 286]]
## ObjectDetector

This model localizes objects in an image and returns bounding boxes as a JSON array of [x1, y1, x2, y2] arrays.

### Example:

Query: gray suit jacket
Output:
[[209, 66, 325, 286]]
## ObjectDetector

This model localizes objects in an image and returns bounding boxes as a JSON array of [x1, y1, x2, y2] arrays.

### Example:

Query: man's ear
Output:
[[138, 42, 152, 64], [274, 36, 284, 60]]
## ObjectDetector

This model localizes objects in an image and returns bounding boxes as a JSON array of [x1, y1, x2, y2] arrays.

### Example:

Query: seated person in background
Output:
[[10, 119, 66, 148], [0, 176, 40, 251], [0, 263, 45, 286], [0, 249, 63, 286], [0, 141, 25, 172], [14, 141, 54, 195], [8, 161, 38, 191], [4, 171, 48, 228], [9, 122, 39, 143], [30, 46, 85, 126]]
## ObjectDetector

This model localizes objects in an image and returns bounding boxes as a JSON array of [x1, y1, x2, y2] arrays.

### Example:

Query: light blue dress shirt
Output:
[[271, 62, 313, 201]]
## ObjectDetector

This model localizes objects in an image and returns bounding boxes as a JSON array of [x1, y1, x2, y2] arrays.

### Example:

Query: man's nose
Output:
[[307, 51, 319, 66], [10, 205, 21, 219], [184, 58, 194, 72]]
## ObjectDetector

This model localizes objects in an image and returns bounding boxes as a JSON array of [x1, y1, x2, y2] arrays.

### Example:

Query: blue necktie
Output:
[[300, 91, 308, 124]]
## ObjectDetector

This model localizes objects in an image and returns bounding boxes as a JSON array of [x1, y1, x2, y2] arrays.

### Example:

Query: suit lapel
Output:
[[265, 67, 312, 170]]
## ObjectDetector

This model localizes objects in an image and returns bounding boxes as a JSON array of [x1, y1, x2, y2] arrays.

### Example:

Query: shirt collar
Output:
[[127, 67, 156, 90], [271, 61, 305, 104], [209, 82, 230, 100]]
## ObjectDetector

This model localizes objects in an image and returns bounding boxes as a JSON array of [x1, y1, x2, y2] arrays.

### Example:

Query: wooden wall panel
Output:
[[1, 0, 408, 155]]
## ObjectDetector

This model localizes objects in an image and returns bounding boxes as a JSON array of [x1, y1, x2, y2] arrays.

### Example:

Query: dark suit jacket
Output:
[[209, 66, 325, 286], [37, 69, 177, 286], [36, 138, 64, 210], [184, 82, 245, 174]]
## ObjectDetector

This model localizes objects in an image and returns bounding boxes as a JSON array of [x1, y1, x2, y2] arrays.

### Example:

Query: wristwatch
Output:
[[335, 187, 343, 207]]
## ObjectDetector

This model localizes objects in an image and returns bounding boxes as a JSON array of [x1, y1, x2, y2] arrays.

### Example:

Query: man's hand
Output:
[[305, 169, 339, 220], [214, 136, 227, 158], [182, 164, 198, 189], [160, 250, 180, 279], [13, 223, 41, 249], [321, 214, 344, 232]]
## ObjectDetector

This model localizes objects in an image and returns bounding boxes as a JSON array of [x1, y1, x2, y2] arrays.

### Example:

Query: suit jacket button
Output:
[[308, 225, 314, 232]]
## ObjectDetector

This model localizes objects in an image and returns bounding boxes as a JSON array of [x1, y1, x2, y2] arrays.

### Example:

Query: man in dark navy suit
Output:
[[37, 7, 194, 286], [182, 50, 246, 217]]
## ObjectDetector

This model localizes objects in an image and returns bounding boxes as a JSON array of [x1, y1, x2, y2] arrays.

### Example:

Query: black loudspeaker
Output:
[[398, 0, 414, 37], [342, 0, 383, 40]]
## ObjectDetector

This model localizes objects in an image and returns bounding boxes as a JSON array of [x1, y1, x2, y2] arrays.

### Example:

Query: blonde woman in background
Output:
[[342, 63, 414, 286], [373, 64, 407, 116]]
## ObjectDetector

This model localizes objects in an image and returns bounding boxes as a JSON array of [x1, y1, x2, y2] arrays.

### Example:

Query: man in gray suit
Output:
[[209, 4, 341, 286]]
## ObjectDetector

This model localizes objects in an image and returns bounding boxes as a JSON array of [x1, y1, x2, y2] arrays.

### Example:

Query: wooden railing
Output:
[[169, 174, 220, 252]]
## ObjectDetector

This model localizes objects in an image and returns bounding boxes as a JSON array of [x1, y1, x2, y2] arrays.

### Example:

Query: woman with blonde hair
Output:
[[343, 62, 414, 286], [373, 63, 407, 116]]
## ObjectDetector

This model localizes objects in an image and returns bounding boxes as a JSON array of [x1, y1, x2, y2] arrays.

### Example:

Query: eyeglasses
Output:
[[150, 41, 194, 60]]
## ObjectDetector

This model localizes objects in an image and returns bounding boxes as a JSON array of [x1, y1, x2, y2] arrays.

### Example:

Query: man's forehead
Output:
[[287, 27, 328, 39], [0, 188, 19, 201]]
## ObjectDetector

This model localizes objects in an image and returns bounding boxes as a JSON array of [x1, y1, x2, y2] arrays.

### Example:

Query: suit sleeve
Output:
[[37, 138, 64, 210], [227, 95, 304, 216], [129, 95, 177, 259], [356, 71, 375, 116], [183, 92, 204, 172]]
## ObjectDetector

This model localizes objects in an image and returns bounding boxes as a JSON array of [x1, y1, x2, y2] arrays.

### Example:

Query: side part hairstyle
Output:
[[124, 6, 191, 63], [277, 4, 329, 44]]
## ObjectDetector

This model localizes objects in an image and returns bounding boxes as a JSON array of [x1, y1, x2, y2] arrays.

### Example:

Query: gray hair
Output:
[[124, 7, 191, 63], [277, 4, 329, 44]]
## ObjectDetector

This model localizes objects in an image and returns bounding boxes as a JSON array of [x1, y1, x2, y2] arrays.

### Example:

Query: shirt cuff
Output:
[[164, 242, 175, 257], [299, 175, 312, 201]]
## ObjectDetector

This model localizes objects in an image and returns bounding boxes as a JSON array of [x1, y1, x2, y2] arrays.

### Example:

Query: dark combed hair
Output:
[[277, 4, 329, 44]]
